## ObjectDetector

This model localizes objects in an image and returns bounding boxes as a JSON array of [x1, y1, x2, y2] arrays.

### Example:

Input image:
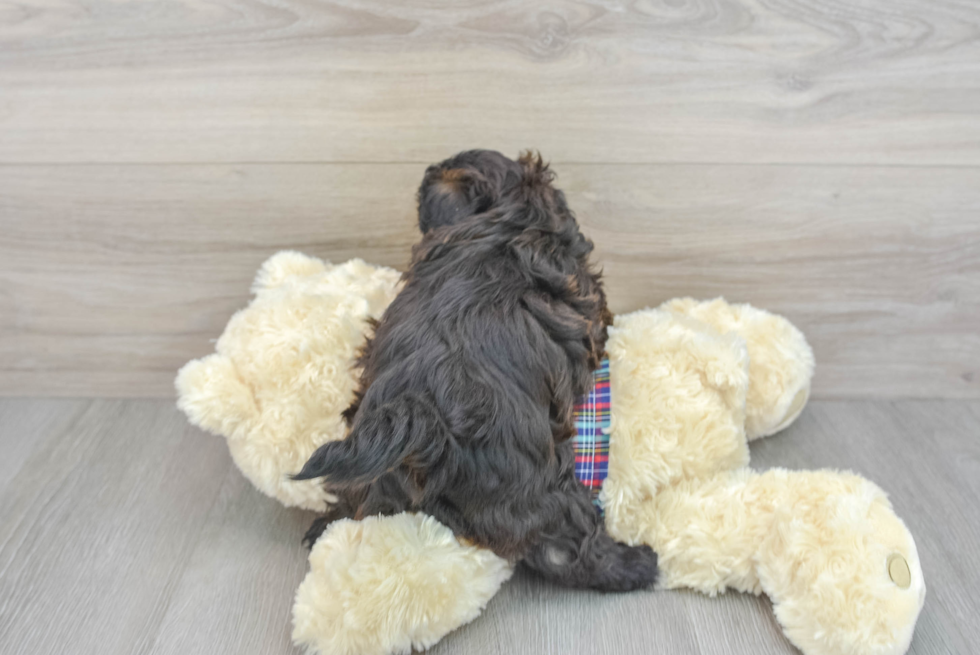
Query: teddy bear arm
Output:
[[175, 353, 258, 440]]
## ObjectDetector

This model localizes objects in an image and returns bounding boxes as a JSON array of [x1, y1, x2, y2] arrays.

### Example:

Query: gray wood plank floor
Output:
[[0, 399, 976, 655]]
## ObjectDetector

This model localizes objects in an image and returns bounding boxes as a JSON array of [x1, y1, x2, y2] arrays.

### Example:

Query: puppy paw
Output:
[[597, 542, 659, 592]]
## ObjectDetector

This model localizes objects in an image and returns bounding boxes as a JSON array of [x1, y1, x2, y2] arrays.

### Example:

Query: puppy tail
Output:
[[292, 394, 453, 484]]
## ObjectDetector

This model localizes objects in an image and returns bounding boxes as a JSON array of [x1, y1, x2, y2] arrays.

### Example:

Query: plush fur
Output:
[[649, 470, 924, 655], [294, 151, 657, 592], [600, 307, 752, 546], [293, 513, 513, 655], [176, 253, 401, 511], [602, 307, 925, 655], [662, 297, 815, 440]]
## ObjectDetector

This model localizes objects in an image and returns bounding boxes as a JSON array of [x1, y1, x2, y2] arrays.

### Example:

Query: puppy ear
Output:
[[417, 167, 497, 234], [517, 150, 556, 190], [516, 150, 570, 233]]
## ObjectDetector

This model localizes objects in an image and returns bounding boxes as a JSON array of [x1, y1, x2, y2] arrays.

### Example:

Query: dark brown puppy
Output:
[[295, 150, 657, 592]]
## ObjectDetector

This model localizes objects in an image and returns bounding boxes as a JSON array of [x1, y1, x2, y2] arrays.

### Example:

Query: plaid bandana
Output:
[[573, 358, 611, 511]]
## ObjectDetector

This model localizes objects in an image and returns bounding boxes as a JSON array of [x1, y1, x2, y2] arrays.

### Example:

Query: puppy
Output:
[[295, 150, 657, 592]]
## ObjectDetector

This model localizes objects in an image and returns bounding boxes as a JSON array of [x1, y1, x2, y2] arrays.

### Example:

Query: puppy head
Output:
[[417, 149, 538, 234]]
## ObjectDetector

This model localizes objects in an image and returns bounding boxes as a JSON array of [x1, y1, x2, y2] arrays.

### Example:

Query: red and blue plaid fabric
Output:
[[573, 358, 611, 510]]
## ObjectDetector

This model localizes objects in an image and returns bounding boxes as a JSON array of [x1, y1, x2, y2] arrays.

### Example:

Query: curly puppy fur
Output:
[[296, 150, 657, 592]]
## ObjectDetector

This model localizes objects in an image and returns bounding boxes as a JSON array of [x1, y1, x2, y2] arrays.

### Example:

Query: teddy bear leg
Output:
[[641, 469, 768, 595], [293, 513, 513, 655], [753, 470, 925, 655], [660, 298, 814, 439]]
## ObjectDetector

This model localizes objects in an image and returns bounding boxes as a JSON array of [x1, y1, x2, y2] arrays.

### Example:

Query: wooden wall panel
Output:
[[2, 0, 978, 397], [1, 164, 977, 398], [1, 0, 979, 165]]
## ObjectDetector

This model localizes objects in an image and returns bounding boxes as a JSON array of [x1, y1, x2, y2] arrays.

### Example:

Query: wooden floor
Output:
[[0, 398, 976, 655], [1, 0, 979, 399]]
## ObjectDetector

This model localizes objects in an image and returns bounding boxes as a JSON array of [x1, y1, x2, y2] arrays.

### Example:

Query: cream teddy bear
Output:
[[176, 251, 925, 655]]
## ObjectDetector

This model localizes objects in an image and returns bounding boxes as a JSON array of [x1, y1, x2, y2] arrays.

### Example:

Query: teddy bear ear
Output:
[[252, 251, 329, 292], [175, 353, 257, 439]]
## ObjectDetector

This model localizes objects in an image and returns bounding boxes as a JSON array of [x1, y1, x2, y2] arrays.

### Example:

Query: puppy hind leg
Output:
[[305, 468, 422, 548], [523, 479, 658, 592], [303, 497, 360, 548]]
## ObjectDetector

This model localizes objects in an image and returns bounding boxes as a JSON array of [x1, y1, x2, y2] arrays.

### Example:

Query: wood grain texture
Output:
[[1, 163, 977, 398], [1, 0, 979, 165], [0, 398, 89, 496], [0, 401, 233, 655], [147, 473, 312, 655], [2, 0, 978, 398], [1, 399, 977, 654]]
